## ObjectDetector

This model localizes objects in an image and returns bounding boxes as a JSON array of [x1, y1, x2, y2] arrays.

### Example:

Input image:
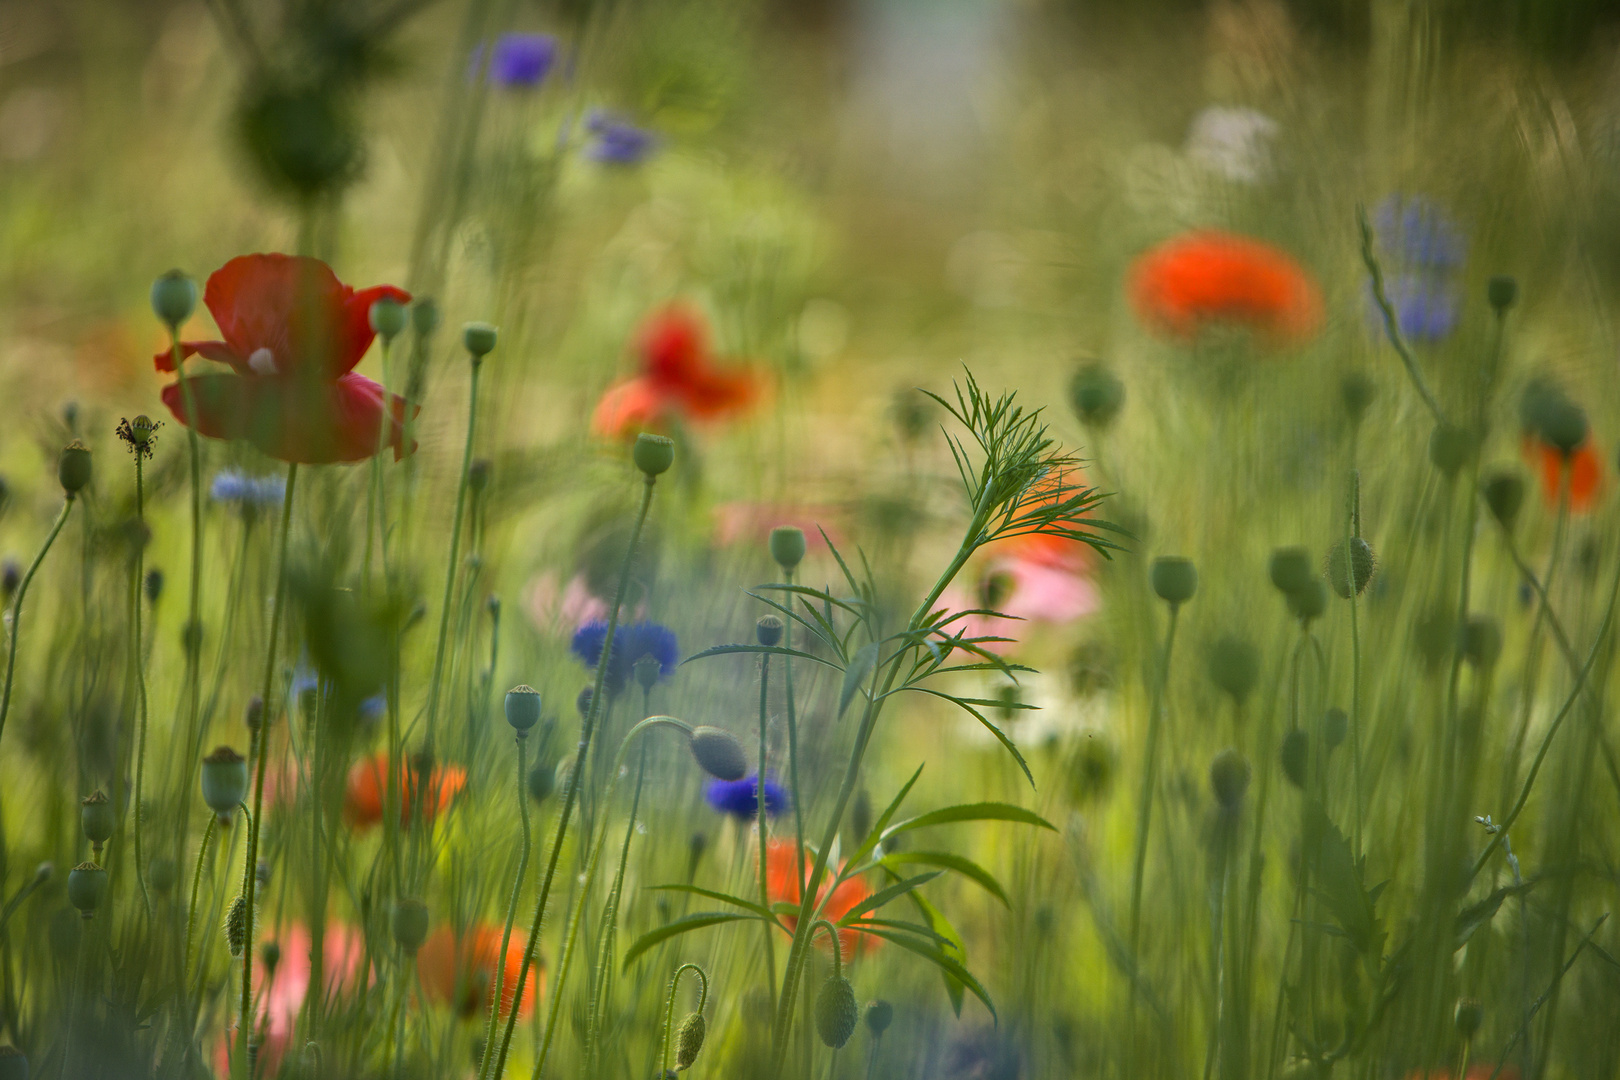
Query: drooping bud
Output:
[[201, 747, 249, 818], [1482, 471, 1525, 530], [1209, 749, 1251, 810], [769, 526, 806, 571], [151, 269, 198, 328], [1268, 547, 1314, 596], [675, 1012, 706, 1070], [261, 940, 282, 979], [1150, 556, 1197, 607], [815, 975, 859, 1049], [1326, 537, 1375, 599], [865, 999, 894, 1037], [67, 862, 108, 918], [391, 898, 429, 954], [369, 297, 408, 342], [143, 567, 164, 604], [755, 616, 784, 647], [462, 322, 498, 359], [58, 441, 92, 495], [225, 895, 249, 956], [1206, 636, 1259, 706], [633, 433, 675, 478], [80, 791, 115, 852], [689, 727, 748, 781], [1067, 362, 1125, 430], [504, 685, 542, 733]]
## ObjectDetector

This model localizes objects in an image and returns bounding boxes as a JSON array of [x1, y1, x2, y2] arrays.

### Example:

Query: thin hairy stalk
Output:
[[584, 748, 647, 1076], [182, 815, 219, 987], [61, 917, 91, 1080], [475, 734, 531, 1080], [364, 334, 395, 586], [1344, 468, 1365, 855], [657, 964, 709, 1077], [1359, 206, 1445, 425], [171, 325, 209, 847], [424, 355, 482, 754], [783, 567, 808, 897], [1126, 605, 1182, 1036], [757, 652, 778, 1018], [235, 462, 298, 1071], [0, 497, 74, 750], [1487, 915, 1608, 1080], [129, 450, 153, 916]]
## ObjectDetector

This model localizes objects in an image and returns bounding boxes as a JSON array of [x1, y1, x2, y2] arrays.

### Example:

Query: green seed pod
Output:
[[756, 616, 784, 647], [633, 433, 675, 477], [1521, 381, 1587, 454], [1268, 547, 1314, 596], [1482, 471, 1525, 530], [1207, 636, 1259, 705], [1279, 730, 1308, 790], [815, 975, 859, 1049], [201, 746, 249, 818], [1339, 372, 1375, 426], [865, 999, 894, 1037], [689, 727, 748, 782], [1428, 424, 1473, 479], [770, 525, 807, 570], [1454, 998, 1483, 1039], [80, 790, 115, 847], [225, 895, 248, 956], [1068, 737, 1115, 804], [1068, 362, 1125, 430], [391, 898, 429, 954], [1414, 608, 1457, 673], [148, 856, 177, 894], [261, 940, 282, 978], [1487, 275, 1518, 313], [504, 685, 542, 733], [675, 1012, 706, 1070], [151, 269, 198, 328], [129, 414, 159, 447], [528, 759, 557, 804], [1150, 556, 1197, 607], [238, 83, 360, 197], [58, 441, 92, 495], [633, 654, 663, 692], [1321, 707, 1348, 752], [1209, 748, 1251, 810], [144, 568, 164, 604], [462, 322, 498, 358], [1457, 614, 1503, 670], [67, 862, 107, 917], [1325, 537, 1375, 599], [411, 298, 440, 337], [0, 1044, 29, 1080], [369, 297, 408, 341], [1287, 579, 1328, 623]]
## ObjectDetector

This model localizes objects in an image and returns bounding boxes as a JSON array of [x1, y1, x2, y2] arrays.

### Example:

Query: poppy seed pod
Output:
[[504, 685, 542, 733], [815, 975, 859, 1049], [411, 298, 440, 337], [1454, 998, 1484, 1039], [1482, 471, 1525, 530], [58, 441, 92, 495], [1457, 614, 1503, 670], [201, 747, 249, 818], [144, 567, 164, 604], [1321, 707, 1348, 751], [80, 791, 115, 849], [1521, 383, 1587, 455], [756, 616, 784, 647], [865, 999, 894, 1037], [369, 296, 408, 341], [67, 862, 107, 917], [1268, 547, 1314, 596], [528, 759, 556, 804], [261, 940, 282, 977], [1339, 373, 1374, 426], [769, 526, 807, 570], [151, 269, 198, 328], [1067, 362, 1125, 429], [1279, 730, 1309, 789], [1487, 275, 1518, 313], [675, 1012, 706, 1070], [225, 895, 248, 956], [633, 433, 675, 477], [1207, 636, 1259, 705], [1209, 748, 1251, 810], [0, 1045, 28, 1080], [633, 654, 663, 692], [1326, 537, 1375, 599], [1287, 578, 1328, 622], [391, 898, 429, 954], [689, 726, 749, 781], [148, 856, 177, 894], [1428, 424, 1473, 479], [462, 322, 498, 358], [1150, 557, 1197, 606], [129, 414, 159, 446]]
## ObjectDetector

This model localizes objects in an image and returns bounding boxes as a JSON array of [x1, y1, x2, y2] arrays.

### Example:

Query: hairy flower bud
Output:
[[815, 975, 858, 1049], [225, 895, 248, 956], [1454, 998, 1483, 1039], [769, 526, 807, 570], [1326, 537, 1375, 599], [151, 269, 198, 328], [689, 727, 748, 781], [675, 1012, 706, 1070]]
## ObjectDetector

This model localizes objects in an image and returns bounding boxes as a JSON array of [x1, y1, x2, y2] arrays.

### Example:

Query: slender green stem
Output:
[[172, 325, 208, 848], [235, 462, 298, 1071], [584, 747, 647, 1076], [62, 915, 91, 1080], [1344, 467, 1365, 856], [130, 452, 153, 917], [658, 964, 709, 1077], [1127, 605, 1182, 1020], [757, 652, 778, 1019], [782, 567, 808, 899], [182, 814, 218, 987], [0, 496, 75, 749], [1359, 206, 1445, 426], [424, 355, 482, 753], [476, 734, 530, 1080]]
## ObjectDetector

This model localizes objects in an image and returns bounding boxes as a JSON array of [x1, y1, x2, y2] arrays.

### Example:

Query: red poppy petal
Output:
[[160, 374, 254, 442], [204, 254, 348, 378], [591, 377, 668, 439], [670, 364, 764, 420], [227, 374, 415, 465], [639, 306, 709, 384], [338, 284, 412, 377], [153, 340, 247, 374], [1129, 231, 1323, 345]]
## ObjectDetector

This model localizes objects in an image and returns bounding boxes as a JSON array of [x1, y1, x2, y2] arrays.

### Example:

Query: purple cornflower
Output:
[[1373, 195, 1467, 271], [570, 620, 679, 692], [481, 33, 558, 88], [210, 469, 285, 508], [585, 111, 657, 165], [1367, 274, 1460, 344], [705, 774, 790, 820]]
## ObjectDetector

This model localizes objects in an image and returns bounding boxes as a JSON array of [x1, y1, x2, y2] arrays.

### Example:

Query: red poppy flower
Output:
[[417, 924, 541, 1019], [763, 839, 879, 958], [591, 306, 764, 438], [1522, 433, 1603, 512], [1128, 230, 1324, 344], [155, 254, 416, 464], [343, 753, 467, 828]]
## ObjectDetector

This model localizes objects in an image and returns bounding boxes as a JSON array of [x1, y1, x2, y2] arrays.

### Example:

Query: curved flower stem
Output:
[[171, 325, 209, 848], [489, 472, 660, 1080], [657, 963, 710, 1078], [476, 733, 530, 1080], [424, 354, 481, 754], [0, 496, 75, 749], [1345, 466, 1365, 857], [131, 451, 153, 918], [182, 813, 218, 987], [235, 461, 298, 1072], [782, 568, 808, 900], [1359, 206, 1446, 426], [757, 651, 778, 1018]]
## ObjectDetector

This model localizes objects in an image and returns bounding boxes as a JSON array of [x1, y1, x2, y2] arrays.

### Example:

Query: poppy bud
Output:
[[1279, 730, 1308, 789], [1321, 707, 1348, 751], [149, 856, 177, 894], [225, 895, 248, 956], [1068, 362, 1125, 429], [687, 831, 708, 869], [756, 616, 784, 647], [391, 898, 429, 954], [261, 940, 282, 978], [201, 747, 249, 818], [411, 298, 440, 337], [815, 975, 858, 1049], [1428, 424, 1473, 479], [1339, 373, 1375, 426], [1482, 471, 1525, 530], [865, 999, 894, 1037], [1487, 275, 1518, 313], [58, 441, 92, 496], [1414, 608, 1456, 673], [850, 790, 872, 845], [1287, 578, 1328, 622], [1326, 537, 1375, 599], [675, 1012, 706, 1070], [1269, 547, 1313, 596], [468, 458, 491, 493], [504, 685, 542, 733], [369, 297, 408, 341], [633, 433, 675, 477], [151, 269, 198, 328], [245, 696, 264, 732], [528, 760, 556, 804], [1457, 614, 1502, 669], [0, 1045, 28, 1080], [1068, 738, 1115, 804], [1454, 998, 1483, 1039], [1206, 636, 1259, 705], [689, 726, 748, 781], [67, 862, 107, 917], [1209, 748, 1250, 810], [238, 83, 359, 197], [769, 526, 807, 571], [1521, 382, 1587, 455], [182, 619, 204, 656], [463, 322, 498, 358], [1150, 557, 1197, 607], [80, 790, 115, 850], [2, 560, 19, 600]]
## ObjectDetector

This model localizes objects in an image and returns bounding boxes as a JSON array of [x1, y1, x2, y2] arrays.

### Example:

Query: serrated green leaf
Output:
[[843, 764, 925, 872], [836, 872, 942, 925], [1454, 881, 1535, 950], [683, 643, 841, 671]]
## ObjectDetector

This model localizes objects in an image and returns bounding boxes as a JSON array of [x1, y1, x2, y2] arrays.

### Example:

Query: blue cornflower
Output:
[[1372, 195, 1467, 271], [359, 693, 387, 724], [486, 33, 558, 88], [210, 470, 285, 508], [585, 111, 657, 165], [705, 774, 790, 820], [570, 620, 679, 692], [1367, 274, 1460, 344]]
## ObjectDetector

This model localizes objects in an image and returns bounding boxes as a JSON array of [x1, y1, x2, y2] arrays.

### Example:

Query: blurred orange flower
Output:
[[1404, 1067, 1519, 1080], [1523, 433, 1603, 512], [343, 753, 466, 828], [1129, 230, 1323, 344], [591, 306, 764, 438], [764, 839, 879, 958], [417, 924, 541, 1019]]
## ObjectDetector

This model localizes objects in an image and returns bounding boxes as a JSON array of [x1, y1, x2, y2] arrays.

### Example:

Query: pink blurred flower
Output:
[[215, 921, 366, 1075], [524, 571, 613, 632], [711, 502, 842, 551], [940, 537, 1098, 654]]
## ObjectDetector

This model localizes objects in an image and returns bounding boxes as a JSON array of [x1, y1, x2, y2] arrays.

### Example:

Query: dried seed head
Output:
[[675, 1012, 706, 1070], [504, 685, 542, 733], [688, 726, 748, 781], [225, 895, 249, 956], [815, 975, 858, 1049], [755, 616, 784, 647], [80, 790, 115, 845], [67, 862, 107, 917]]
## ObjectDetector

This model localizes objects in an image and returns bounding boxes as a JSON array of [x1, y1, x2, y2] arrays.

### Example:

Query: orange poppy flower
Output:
[[1129, 230, 1323, 345], [763, 839, 879, 958], [417, 924, 541, 1019], [343, 753, 467, 828], [1522, 433, 1603, 511], [591, 306, 764, 438]]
